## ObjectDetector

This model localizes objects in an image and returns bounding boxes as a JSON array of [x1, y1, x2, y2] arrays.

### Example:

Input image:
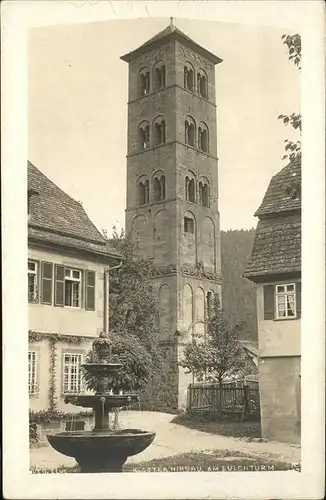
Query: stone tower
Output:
[[121, 21, 222, 409]]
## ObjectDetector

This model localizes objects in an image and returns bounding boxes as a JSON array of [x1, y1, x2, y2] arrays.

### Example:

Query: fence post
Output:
[[243, 385, 249, 415]]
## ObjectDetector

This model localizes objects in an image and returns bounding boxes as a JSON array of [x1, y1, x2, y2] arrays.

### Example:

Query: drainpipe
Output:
[[104, 262, 122, 335]]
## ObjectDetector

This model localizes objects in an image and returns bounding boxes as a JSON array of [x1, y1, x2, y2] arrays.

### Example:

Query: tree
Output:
[[278, 34, 301, 162], [180, 294, 250, 386], [83, 228, 163, 395]]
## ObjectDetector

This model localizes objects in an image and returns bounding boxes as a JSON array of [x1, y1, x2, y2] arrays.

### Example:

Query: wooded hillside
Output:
[[221, 229, 257, 341]]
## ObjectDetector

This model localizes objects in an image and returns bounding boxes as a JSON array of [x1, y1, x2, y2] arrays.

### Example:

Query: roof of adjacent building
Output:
[[121, 20, 223, 65], [244, 156, 301, 281], [255, 156, 301, 218], [240, 340, 259, 357], [28, 161, 121, 259]]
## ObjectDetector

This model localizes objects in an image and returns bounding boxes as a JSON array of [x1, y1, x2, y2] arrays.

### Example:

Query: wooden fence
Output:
[[187, 382, 260, 419]]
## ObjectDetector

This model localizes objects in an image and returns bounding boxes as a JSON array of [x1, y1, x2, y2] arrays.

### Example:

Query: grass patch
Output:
[[125, 451, 299, 472], [172, 413, 262, 439], [30, 449, 300, 474]]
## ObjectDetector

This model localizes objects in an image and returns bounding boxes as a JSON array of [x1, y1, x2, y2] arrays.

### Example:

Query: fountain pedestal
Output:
[[46, 332, 156, 473]]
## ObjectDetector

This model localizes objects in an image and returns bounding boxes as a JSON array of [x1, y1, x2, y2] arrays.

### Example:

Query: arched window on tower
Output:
[[138, 122, 150, 150], [185, 175, 196, 203], [185, 116, 196, 147], [137, 176, 150, 206], [139, 69, 150, 97], [197, 70, 208, 99], [153, 117, 166, 146], [207, 291, 213, 318], [199, 177, 210, 207], [184, 63, 194, 91], [153, 62, 166, 91], [198, 122, 209, 153], [153, 172, 166, 202], [184, 212, 195, 234]]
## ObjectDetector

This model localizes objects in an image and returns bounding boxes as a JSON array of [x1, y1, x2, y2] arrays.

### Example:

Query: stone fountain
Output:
[[47, 332, 155, 473]]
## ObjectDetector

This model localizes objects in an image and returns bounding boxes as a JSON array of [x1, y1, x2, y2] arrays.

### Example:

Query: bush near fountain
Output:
[[47, 332, 156, 473]]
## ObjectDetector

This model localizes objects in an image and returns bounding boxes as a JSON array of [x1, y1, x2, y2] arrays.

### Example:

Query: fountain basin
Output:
[[64, 393, 140, 409], [47, 429, 156, 473]]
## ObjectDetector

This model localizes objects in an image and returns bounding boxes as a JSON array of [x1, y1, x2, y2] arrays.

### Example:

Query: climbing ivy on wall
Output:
[[28, 330, 92, 423], [48, 339, 57, 412]]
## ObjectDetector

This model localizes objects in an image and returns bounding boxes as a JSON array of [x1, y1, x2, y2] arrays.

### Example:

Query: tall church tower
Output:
[[121, 21, 223, 409]]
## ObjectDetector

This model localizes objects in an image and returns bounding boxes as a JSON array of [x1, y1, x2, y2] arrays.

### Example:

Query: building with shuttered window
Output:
[[244, 156, 301, 444], [28, 161, 121, 413]]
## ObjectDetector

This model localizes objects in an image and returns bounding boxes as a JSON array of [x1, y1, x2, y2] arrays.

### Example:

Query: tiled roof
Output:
[[29, 227, 121, 258], [121, 22, 222, 65], [28, 161, 121, 259], [255, 156, 301, 218], [243, 214, 301, 280], [244, 156, 301, 280]]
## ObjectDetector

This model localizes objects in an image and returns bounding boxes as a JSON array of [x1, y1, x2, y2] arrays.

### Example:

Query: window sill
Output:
[[127, 84, 216, 106], [273, 316, 299, 322], [128, 141, 217, 160]]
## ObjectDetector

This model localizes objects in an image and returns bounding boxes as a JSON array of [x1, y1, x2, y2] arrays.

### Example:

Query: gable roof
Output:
[[255, 156, 301, 218], [28, 161, 121, 259], [244, 156, 301, 281], [121, 21, 222, 65]]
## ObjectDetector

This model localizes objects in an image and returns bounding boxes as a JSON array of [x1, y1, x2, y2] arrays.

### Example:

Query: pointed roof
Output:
[[121, 21, 222, 65]]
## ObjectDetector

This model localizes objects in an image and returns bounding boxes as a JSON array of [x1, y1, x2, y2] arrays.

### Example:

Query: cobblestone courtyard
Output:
[[30, 411, 300, 471]]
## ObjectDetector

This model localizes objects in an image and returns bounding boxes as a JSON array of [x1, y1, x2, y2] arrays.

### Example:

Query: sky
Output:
[[28, 17, 300, 233]]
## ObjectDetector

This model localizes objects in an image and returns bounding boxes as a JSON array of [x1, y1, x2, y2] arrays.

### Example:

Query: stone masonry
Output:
[[121, 23, 223, 409]]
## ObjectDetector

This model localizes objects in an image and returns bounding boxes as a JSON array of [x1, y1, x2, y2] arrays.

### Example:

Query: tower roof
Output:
[[121, 20, 222, 65]]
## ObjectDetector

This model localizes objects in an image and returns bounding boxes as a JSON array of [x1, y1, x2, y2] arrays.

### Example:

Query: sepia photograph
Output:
[[2, 1, 325, 499]]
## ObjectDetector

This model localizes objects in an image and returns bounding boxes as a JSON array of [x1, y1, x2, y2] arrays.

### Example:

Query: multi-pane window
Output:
[[64, 268, 81, 308], [28, 351, 38, 395], [275, 284, 296, 319], [63, 353, 83, 393], [28, 260, 39, 303]]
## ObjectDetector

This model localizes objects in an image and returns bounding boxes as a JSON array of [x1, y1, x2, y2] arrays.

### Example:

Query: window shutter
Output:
[[263, 285, 274, 320], [54, 265, 65, 307], [41, 262, 53, 305], [85, 270, 96, 311], [296, 281, 301, 318]]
